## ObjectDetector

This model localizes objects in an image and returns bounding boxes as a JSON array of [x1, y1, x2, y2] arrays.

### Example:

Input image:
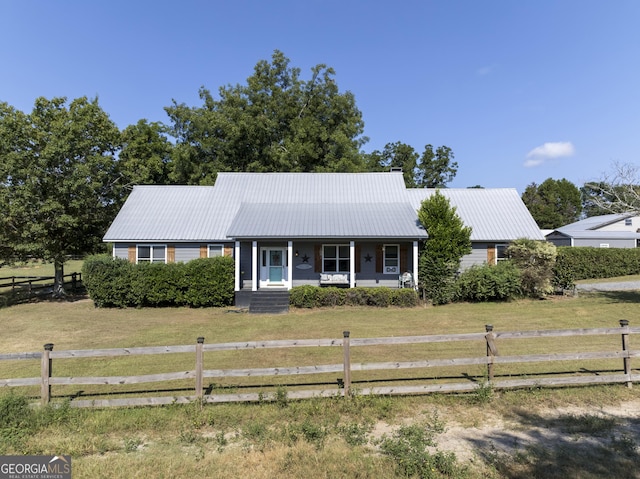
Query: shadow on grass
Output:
[[0, 289, 88, 307], [579, 290, 640, 304], [468, 408, 640, 479]]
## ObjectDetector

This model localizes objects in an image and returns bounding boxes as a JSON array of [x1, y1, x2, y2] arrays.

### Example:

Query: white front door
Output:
[[260, 247, 288, 288]]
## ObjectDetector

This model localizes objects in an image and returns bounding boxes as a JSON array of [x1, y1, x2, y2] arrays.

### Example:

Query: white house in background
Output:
[[103, 172, 544, 305], [545, 213, 640, 248]]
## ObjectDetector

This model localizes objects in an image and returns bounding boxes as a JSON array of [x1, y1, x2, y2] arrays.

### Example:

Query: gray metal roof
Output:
[[227, 203, 426, 238], [212, 171, 408, 203], [405, 188, 544, 241], [547, 230, 640, 240], [557, 213, 635, 231], [103, 186, 220, 241], [104, 173, 542, 243]]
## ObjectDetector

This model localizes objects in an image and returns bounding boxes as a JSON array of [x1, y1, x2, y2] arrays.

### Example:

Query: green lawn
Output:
[[0, 259, 84, 278], [2, 291, 640, 478], [2, 290, 638, 400]]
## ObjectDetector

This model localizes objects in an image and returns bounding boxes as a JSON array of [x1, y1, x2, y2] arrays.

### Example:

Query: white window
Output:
[[323, 244, 350, 273], [137, 245, 166, 263], [496, 244, 508, 262], [208, 244, 224, 257], [383, 244, 399, 274]]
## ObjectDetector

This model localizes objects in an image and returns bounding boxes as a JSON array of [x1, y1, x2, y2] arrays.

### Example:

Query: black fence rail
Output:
[[0, 272, 83, 303]]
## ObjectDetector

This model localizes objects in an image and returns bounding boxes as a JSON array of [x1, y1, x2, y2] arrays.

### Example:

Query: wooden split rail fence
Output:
[[0, 272, 82, 299], [1, 321, 638, 408]]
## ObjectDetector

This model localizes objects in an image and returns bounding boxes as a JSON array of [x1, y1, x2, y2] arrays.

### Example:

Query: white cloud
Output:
[[524, 141, 575, 168], [523, 158, 544, 168]]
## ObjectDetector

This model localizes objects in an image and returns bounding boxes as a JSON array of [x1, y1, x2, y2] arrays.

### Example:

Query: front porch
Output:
[[233, 239, 420, 293]]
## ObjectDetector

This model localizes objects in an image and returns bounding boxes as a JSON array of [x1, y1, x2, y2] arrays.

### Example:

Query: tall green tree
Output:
[[165, 50, 367, 184], [365, 142, 419, 187], [416, 144, 458, 188], [365, 142, 458, 188], [521, 178, 582, 229], [0, 97, 121, 295], [119, 119, 173, 187], [417, 191, 472, 304]]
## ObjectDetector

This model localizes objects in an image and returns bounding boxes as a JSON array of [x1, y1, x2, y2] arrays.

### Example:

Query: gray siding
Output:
[[112, 242, 234, 263], [573, 238, 637, 248], [460, 243, 492, 271], [113, 243, 129, 260]]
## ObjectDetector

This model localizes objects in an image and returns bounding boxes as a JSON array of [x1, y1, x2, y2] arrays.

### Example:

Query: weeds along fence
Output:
[[1, 321, 638, 409], [0, 272, 83, 301]]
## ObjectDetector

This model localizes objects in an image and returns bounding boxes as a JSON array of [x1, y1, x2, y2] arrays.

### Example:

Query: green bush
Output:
[[289, 286, 418, 308], [553, 247, 640, 282], [552, 249, 576, 290], [455, 262, 522, 302], [83, 255, 234, 308], [507, 239, 556, 298], [289, 285, 320, 308], [82, 254, 136, 307], [181, 257, 235, 307], [136, 262, 187, 307], [316, 287, 347, 307], [391, 288, 420, 307]]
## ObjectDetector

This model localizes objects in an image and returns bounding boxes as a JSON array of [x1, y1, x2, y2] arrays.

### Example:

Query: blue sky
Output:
[[1, 0, 638, 194]]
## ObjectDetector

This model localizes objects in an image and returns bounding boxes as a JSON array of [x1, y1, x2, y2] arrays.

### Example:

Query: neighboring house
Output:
[[545, 213, 640, 248], [103, 172, 543, 305]]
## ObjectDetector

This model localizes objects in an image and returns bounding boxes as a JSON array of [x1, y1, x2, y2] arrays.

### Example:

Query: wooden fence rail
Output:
[[1, 321, 638, 408], [0, 272, 82, 299]]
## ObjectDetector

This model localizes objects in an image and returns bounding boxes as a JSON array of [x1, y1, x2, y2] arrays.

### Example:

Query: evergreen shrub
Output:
[[455, 261, 522, 302], [82, 255, 234, 308], [554, 247, 640, 282], [289, 286, 418, 308]]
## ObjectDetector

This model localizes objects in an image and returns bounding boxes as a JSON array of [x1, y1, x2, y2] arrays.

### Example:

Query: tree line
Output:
[[521, 168, 640, 230]]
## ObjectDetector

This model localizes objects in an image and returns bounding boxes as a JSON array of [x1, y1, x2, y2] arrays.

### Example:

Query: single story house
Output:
[[545, 213, 640, 248], [103, 172, 544, 305]]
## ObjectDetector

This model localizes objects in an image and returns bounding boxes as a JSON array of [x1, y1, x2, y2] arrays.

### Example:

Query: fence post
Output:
[[343, 331, 351, 398], [71, 272, 77, 293], [195, 337, 205, 397], [41, 343, 54, 405], [485, 325, 498, 382], [620, 320, 632, 389]]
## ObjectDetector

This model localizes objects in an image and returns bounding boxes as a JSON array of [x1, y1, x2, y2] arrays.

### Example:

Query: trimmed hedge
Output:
[[289, 286, 419, 308], [455, 261, 522, 302], [82, 255, 234, 308], [553, 247, 640, 287]]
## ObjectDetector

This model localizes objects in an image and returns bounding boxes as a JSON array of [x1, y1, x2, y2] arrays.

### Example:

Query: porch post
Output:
[[287, 240, 293, 289], [412, 241, 419, 288], [349, 241, 355, 288], [252, 241, 258, 291], [234, 241, 241, 291]]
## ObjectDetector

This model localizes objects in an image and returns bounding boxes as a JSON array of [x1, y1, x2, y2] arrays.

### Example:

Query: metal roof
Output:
[[103, 186, 220, 241], [557, 213, 635, 231], [548, 230, 640, 240], [227, 203, 426, 238], [104, 173, 543, 243], [405, 188, 544, 241]]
